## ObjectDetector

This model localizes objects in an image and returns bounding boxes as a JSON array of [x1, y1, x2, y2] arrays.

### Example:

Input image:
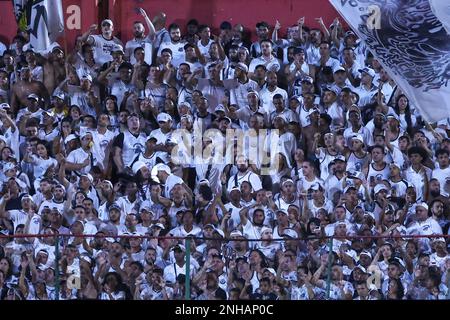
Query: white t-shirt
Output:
[[89, 34, 123, 65], [157, 41, 187, 68]]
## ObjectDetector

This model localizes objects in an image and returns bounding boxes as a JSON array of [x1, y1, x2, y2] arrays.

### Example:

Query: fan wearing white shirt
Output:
[[157, 23, 186, 68], [81, 19, 124, 66]]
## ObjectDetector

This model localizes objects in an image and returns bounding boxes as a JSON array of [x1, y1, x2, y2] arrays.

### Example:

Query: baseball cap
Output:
[[416, 202, 429, 211], [179, 101, 192, 110], [0, 103, 11, 110], [275, 209, 288, 216], [215, 104, 226, 113], [172, 244, 186, 252], [155, 163, 171, 175], [112, 44, 124, 54], [229, 186, 241, 193], [27, 93, 39, 101], [353, 265, 368, 274], [247, 89, 259, 98], [102, 19, 114, 26], [157, 112, 173, 123], [218, 116, 232, 124], [64, 134, 78, 144], [351, 134, 364, 143], [131, 161, 146, 174], [344, 30, 356, 38], [3, 162, 16, 172], [235, 62, 249, 73], [151, 223, 165, 229], [323, 86, 339, 96], [332, 155, 346, 163], [21, 194, 34, 202], [301, 76, 314, 84], [344, 185, 357, 193], [213, 228, 225, 238], [386, 113, 400, 122], [358, 67, 376, 78], [80, 173, 94, 183], [333, 66, 346, 73], [374, 184, 388, 194], [230, 230, 244, 238], [53, 92, 65, 100], [431, 237, 446, 243], [282, 228, 298, 239], [109, 203, 121, 211], [359, 250, 372, 259], [282, 179, 295, 186], [81, 74, 93, 82]]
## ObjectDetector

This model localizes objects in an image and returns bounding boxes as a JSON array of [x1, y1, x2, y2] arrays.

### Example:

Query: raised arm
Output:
[[139, 8, 156, 40]]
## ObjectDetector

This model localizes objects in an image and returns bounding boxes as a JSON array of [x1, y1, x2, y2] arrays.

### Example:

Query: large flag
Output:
[[330, 0, 450, 122], [27, 0, 64, 52]]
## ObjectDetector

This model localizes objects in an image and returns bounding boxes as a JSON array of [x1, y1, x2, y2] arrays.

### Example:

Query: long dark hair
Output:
[[394, 94, 413, 135]]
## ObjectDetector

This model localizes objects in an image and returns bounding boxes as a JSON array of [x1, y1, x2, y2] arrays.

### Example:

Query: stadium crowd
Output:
[[0, 8, 449, 300]]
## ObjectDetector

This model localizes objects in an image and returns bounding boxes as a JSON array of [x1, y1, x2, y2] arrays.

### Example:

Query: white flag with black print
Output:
[[28, 0, 64, 52], [329, 0, 450, 122]]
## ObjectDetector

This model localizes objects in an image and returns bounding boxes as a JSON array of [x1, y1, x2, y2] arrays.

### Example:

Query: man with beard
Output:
[[157, 23, 186, 68], [11, 66, 49, 115], [324, 156, 347, 200], [126, 9, 156, 65], [113, 113, 147, 173], [226, 155, 262, 193], [81, 19, 123, 65], [239, 206, 267, 248], [250, 21, 270, 59], [258, 71, 288, 114]]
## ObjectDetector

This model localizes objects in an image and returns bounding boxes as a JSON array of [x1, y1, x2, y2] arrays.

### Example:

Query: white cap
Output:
[[155, 163, 171, 175], [3, 162, 16, 172], [351, 134, 364, 143], [358, 67, 376, 78], [80, 173, 94, 183], [333, 66, 346, 73], [230, 230, 244, 237], [179, 101, 192, 109], [374, 184, 388, 194], [27, 93, 39, 101], [102, 19, 114, 26], [235, 62, 249, 73], [157, 112, 173, 123], [64, 134, 78, 144], [416, 202, 429, 211], [131, 161, 146, 174], [282, 228, 298, 238], [0, 103, 11, 110], [81, 74, 93, 82]]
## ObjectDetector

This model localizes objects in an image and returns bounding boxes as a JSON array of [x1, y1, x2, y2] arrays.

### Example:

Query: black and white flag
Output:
[[330, 0, 450, 122], [27, 0, 64, 52]]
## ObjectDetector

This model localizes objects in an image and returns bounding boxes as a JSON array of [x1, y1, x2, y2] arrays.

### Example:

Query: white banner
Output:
[[329, 0, 450, 122], [28, 0, 64, 52]]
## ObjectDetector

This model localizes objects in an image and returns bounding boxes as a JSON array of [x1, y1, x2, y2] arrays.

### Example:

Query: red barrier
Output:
[[0, 0, 341, 52]]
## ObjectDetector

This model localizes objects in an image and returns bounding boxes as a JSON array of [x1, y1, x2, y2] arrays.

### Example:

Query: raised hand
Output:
[[274, 20, 281, 31], [139, 8, 148, 19], [297, 17, 305, 26], [315, 17, 325, 26]]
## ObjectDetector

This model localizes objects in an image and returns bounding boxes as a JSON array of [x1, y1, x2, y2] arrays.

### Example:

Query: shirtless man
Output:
[[41, 47, 66, 95], [11, 66, 49, 115]]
